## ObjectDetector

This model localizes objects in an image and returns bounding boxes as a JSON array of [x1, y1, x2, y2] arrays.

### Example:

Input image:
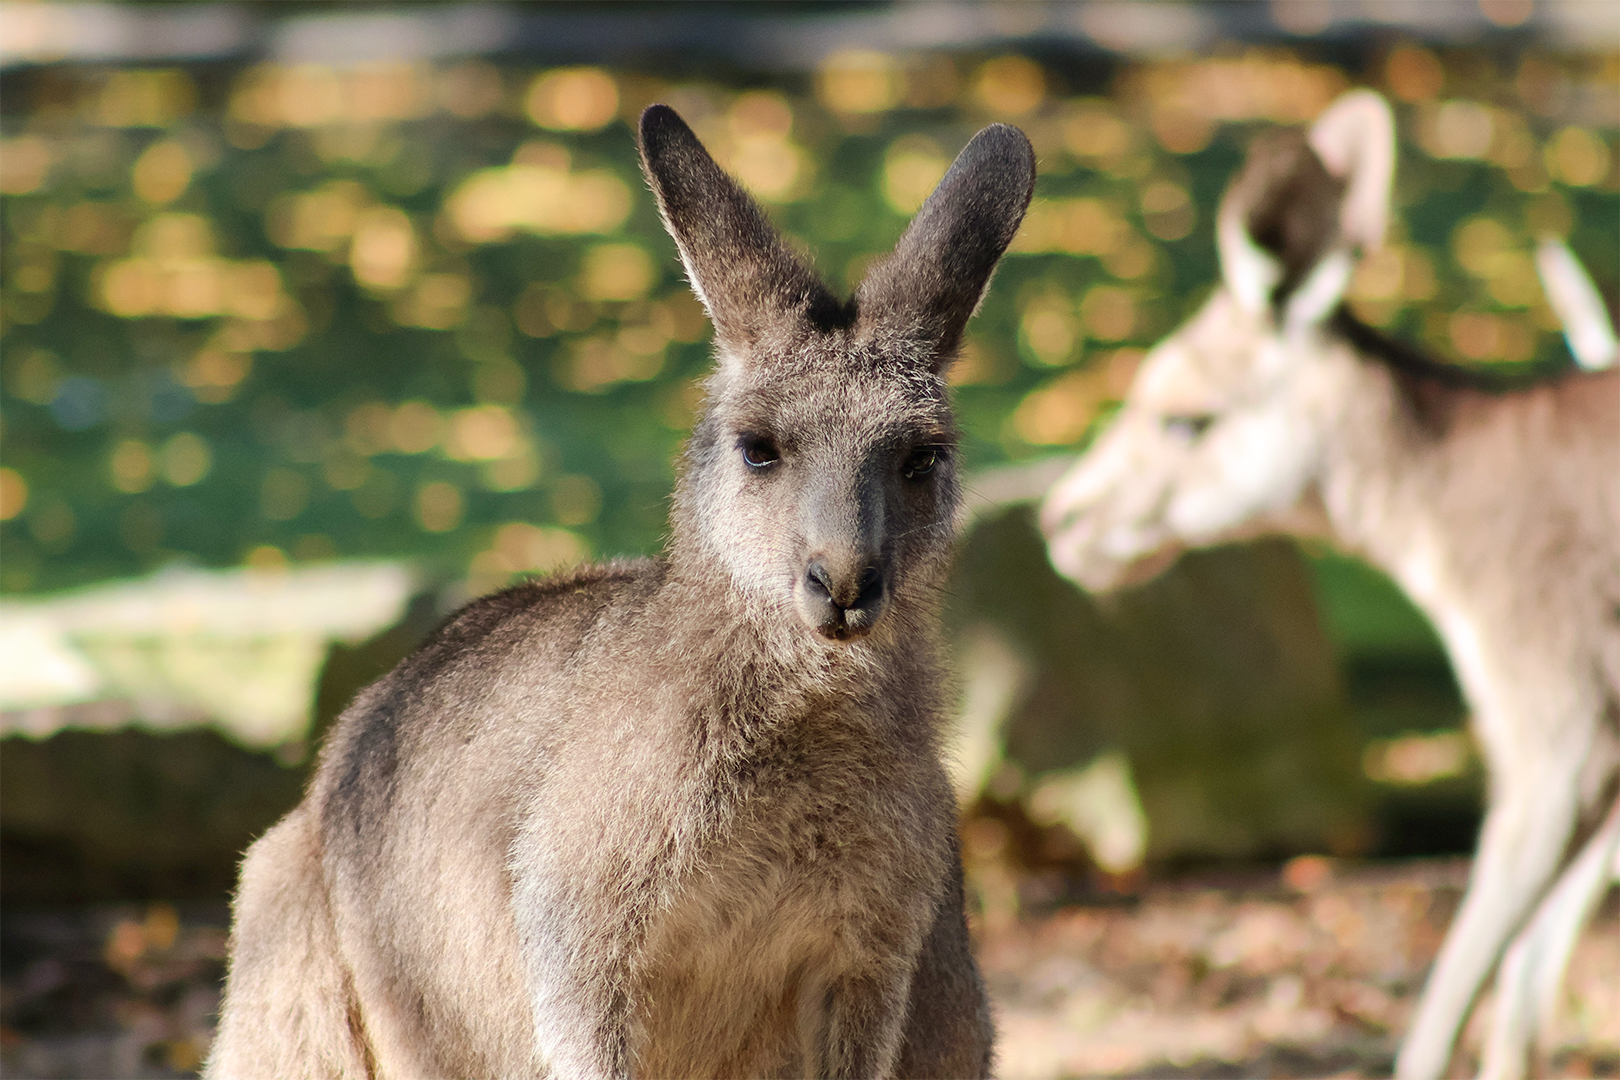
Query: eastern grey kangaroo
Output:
[[1040, 89, 1619, 1080], [207, 106, 1034, 1078]]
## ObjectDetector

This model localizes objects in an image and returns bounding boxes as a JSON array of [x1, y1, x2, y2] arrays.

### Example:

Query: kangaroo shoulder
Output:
[[311, 558, 666, 840]]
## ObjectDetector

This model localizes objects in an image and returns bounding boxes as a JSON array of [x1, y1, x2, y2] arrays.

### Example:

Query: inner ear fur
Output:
[[856, 123, 1035, 366], [638, 105, 844, 354], [1226, 129, 1346, 304], [1218, 90, 1397, 322]]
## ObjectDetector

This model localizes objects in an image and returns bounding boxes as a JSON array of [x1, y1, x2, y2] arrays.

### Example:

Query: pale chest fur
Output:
[[628, 713, 950, 1076]]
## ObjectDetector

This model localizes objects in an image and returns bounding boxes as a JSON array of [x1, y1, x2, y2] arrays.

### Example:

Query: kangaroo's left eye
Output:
[[1163, 414, 1215, 441], [902, 448, 941, 480], [739, 434, 780, 468]]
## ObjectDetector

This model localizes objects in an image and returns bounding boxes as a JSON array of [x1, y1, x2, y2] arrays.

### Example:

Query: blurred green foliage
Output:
[[1, 45, 1615, 601]]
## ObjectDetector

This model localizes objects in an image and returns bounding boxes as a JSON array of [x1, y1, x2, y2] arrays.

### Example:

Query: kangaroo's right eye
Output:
[[738, 435, 780, 469]]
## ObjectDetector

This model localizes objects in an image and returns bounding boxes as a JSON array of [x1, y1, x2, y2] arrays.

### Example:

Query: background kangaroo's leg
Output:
[[1396, 754, 1581, 1080], [895, 848, 994, 1079], [1480, 795, 1620, 1080]]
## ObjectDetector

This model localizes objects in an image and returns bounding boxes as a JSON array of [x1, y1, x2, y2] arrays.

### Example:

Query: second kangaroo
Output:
[[207, 107, 1034, 1078]]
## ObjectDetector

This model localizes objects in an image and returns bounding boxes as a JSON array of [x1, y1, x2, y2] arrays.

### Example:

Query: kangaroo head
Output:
[[640, 105, 1033, 643], [1041, 89, 1395, 592]]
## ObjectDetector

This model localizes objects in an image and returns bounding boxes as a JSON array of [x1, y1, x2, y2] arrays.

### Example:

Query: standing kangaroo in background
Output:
[[1041, 89, 1619, 1080], [208, 106, 1033, 1079]]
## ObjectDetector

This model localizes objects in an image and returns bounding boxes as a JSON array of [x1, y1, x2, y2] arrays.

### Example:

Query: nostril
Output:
[[805, 561, 834, 600], [854, 564, 884, 609]]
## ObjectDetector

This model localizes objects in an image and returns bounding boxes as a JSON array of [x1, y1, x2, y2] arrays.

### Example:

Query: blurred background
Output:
[[1, 1, 1616, 1076]]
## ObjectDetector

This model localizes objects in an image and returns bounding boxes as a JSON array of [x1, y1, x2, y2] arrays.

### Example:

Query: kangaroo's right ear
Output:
[[855, 123, 1035, 367], [638, 104, 839, 359]]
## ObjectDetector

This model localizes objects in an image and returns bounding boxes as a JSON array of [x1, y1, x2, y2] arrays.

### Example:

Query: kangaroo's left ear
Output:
[[855, 123, 1035, 369], [1307, 89, 1396, 255]]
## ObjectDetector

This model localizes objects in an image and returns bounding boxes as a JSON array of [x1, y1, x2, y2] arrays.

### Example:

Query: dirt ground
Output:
[[2, 859, 1615, 1079]]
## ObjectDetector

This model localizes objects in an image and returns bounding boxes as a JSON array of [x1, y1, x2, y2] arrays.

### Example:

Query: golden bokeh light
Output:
[[1013, 368, 1107, 446], [390, 401, 444, 454], [488, 522, 587, 574], [1080, 285, 1137, 341], [1419, 100, 1495, 160], [817, 51, 901, 116], [444, 406, 520, 463], [111, 440, 155, 494], [1020, 296, 1082, 367], [580, 243, 655, 302], [1011, 198, 1130, 257], [1385, 45, 1444, 103], [446, 148, 631, 243], [1546, 127, 1611, 187], [93, 69, 198, 127], [550, 474, 603, 527], [883, 136, 949, 215], [413, 480, 464, 533], [564, 334, 665, 392], [394, 273, 472, 331], [0, 135, 53, 195], [1062, 101, 1134, 169], [973, 56, 1046, 119], [160, 432, 212, 487], [349, 206, 416, 291], [131, 137, 192, 205], [525, 68, 620, 131], [0, 467, 28, 521]]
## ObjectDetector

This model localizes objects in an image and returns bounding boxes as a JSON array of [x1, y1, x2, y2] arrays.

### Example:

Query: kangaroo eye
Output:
[[739, 434, 780, 469], [902, 447, 941, 480], [1163, 414, 1215, 441]]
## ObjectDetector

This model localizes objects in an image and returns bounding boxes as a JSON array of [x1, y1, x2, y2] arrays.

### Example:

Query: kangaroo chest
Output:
[[628, 722, 944, 1075]]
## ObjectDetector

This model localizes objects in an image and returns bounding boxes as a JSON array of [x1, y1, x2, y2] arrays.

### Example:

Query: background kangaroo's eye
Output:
[[1163, 414, 1215, 441], [902, 447, 941, 480], [739, 435, 780, 468]]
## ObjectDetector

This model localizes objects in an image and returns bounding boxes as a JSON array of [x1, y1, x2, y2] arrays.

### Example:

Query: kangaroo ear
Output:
[[638, 105, 840, 357], [1218, 127, 1348, 327], [856, 123, 1035, 366], [1307, 89, 1395, 255]]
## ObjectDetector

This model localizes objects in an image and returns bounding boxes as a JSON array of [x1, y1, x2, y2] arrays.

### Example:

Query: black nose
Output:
[[802, 559, 887, 639], [805, 560, 883, 610]]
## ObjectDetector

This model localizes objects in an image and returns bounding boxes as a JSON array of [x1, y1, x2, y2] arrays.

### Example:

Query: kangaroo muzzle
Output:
[[797, 554, 887, 641]]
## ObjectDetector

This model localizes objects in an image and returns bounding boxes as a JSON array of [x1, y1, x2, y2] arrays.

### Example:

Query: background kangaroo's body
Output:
[[208, 107, 1033, 1078], [1041, 90, 1620, 1080]]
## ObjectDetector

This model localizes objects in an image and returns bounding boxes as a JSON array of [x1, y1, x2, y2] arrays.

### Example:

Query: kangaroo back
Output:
[[209, 107, 1033, 1079]]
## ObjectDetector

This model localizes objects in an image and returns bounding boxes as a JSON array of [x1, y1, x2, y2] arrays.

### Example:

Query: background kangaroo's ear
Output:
[[855, 123, 1035, 367], [638, 105, 840, 357], [1218, 128, 1343, 319], [1307, 89, 1396, 255], [1219, 90, 1396, 329]]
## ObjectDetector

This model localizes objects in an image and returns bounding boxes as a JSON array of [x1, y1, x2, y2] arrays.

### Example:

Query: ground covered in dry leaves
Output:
[[2, 859, 1615, 1079]]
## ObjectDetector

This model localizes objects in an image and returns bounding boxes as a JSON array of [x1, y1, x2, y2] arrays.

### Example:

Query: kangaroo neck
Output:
[[1312, 334, 1480, 618]]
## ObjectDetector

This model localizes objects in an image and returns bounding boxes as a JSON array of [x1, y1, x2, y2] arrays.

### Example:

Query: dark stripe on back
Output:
[[1332, 307, 1579, 434]]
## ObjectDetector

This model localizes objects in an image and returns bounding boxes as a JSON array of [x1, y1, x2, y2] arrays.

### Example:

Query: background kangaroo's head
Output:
[[1041, 90, 1396, 593], [640, 106, 1033, 644]]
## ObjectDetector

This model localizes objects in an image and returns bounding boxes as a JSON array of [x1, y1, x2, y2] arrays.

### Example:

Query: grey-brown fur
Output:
[[207, 107, 1032, 1079], [1041, 90, 1619, 1080]]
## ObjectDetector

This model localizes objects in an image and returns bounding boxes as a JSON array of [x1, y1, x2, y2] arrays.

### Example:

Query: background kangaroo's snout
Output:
[[800, 553, 886, 640]]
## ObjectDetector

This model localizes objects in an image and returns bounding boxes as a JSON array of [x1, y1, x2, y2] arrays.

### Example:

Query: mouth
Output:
[[795, 576, 887, 643], [812, 609, 878, 642], [1046, 517, 1182, 595]]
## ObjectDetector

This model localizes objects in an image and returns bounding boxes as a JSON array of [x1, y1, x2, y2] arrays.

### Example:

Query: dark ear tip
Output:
[[638, 104, 693, 158]]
